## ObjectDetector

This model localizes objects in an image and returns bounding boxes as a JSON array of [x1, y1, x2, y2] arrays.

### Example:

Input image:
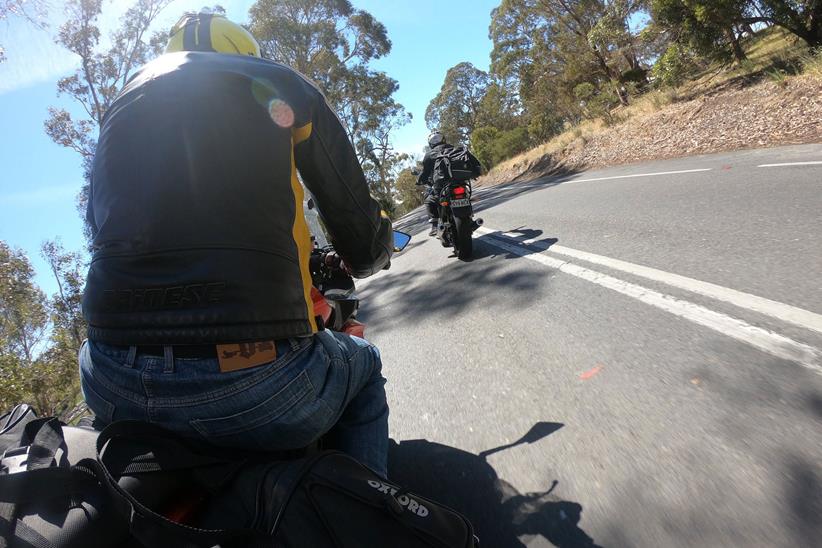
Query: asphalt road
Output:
[[357, 144, 822, 547]]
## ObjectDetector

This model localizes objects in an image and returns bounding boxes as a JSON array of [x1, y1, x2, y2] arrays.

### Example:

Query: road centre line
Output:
[[552, 168, 712, 185], [758, 161, 822, 168], [480, 228, 822, 336], [475, 229, 822, 374]]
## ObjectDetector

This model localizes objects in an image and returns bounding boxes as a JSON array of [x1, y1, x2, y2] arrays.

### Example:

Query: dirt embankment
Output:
[[479, 75, 822, 187]]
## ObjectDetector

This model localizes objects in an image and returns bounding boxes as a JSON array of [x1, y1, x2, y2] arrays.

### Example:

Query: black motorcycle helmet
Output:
[[427, 131, 446, 148]]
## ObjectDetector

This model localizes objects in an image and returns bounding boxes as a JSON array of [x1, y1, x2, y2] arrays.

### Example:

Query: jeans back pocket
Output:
[[189, 370, 314, 438]]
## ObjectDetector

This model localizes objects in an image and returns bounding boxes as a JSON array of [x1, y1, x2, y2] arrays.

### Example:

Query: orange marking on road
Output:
[[580, 365, 604, 380]]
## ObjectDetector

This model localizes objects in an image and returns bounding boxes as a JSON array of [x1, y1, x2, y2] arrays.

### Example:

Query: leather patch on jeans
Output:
[[216, 341, 278, 373]]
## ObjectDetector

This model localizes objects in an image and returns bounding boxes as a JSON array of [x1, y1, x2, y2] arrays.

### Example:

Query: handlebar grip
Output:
[[324, 253, 342, 269]]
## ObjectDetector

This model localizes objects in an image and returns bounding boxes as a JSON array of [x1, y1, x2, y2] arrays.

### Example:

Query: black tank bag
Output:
[[1, 407, 478, 548], [433, 146, 481, 184], [0, 404, 129, 548]]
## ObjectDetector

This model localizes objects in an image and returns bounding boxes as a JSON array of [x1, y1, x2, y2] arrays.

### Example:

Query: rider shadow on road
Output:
[[389, 422, 602, 548], [393, 166, 581, 240]]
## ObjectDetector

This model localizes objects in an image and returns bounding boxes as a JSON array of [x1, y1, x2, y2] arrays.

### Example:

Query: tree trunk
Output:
[[807, 8, 822, 49], [726, 27, 747, 62]]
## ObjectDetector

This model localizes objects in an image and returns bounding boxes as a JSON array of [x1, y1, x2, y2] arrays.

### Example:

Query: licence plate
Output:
[[450, 198, 470, 208]]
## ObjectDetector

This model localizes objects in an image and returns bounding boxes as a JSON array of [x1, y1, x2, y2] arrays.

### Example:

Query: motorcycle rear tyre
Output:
[[453, 215, 473, 260]]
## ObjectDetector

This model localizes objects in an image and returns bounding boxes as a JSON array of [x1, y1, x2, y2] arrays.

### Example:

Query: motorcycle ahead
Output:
[[434, 181, 483, 261]]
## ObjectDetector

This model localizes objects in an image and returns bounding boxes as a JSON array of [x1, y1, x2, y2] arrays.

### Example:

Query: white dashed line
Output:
[[758, 161, 822, 168], [486, 229, 822, 336], [476, 228, 822, 374]]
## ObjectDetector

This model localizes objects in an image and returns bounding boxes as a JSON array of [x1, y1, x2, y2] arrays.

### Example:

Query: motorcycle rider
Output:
[[416, 131, 451, 236], [78, 13, 394, 478], [416, 130, 480, 236]]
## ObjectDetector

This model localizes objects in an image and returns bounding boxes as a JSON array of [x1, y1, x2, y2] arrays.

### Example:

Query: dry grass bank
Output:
[[480, 30, 822, 187]]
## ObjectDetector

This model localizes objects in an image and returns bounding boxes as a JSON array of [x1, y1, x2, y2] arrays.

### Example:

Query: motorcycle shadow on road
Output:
[[389, 422, 602, 548], [472, 227, 559, 261], [393, 166, 580, 240]]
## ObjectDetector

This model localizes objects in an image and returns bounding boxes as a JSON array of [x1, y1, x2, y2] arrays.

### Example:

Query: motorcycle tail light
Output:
[[453, 186, 466, 196], [440, 201, 449, 206]]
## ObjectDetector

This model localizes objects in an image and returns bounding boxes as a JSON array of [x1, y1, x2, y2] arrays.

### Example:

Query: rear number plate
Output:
[[450, 198, 470, 208]]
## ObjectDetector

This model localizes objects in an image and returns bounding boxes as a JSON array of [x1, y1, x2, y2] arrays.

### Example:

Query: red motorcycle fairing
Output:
[[342, 320, 366, 338], [311, 286, 333, 326]]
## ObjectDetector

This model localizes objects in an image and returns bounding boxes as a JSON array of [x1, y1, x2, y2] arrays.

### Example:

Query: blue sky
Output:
[[0, 0, 500, 295]]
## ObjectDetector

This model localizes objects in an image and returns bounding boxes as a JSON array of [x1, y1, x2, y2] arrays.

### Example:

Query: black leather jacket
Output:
[[416, 144, 453, 188], [83, 52, 393, 345]]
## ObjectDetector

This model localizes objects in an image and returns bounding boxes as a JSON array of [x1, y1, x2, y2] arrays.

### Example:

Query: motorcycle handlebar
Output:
[[310, 249, 347, 275]]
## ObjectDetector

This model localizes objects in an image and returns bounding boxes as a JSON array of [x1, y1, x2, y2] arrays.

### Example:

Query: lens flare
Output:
[[269, 99, 294, 128]]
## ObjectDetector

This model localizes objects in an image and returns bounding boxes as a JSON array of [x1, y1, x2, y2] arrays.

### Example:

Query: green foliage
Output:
[[424, 62, 490, 143], [652, 43, 694, 87], [800, 48, 822, 76], [41, 240, 86, 350], [476, 81, 520, 132], [0, 241, 85, 418], [357, 113, 412, 217], [651, 0, 749, 63], [766, 66, 790, 86], [393, 168, 425, 217], [756, 1, 822, 48], [574, 81, 624, 124], [474, 0, 658, 166], [527, 110, 565, 143], [491, 0, 654, 111], [0, 242, 47, 364], [471, 126, 501, 170], [471, 125, 531, 169]]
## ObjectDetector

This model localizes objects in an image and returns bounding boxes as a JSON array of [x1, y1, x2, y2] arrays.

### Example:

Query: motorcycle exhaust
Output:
[[472, 218, 484, 232]]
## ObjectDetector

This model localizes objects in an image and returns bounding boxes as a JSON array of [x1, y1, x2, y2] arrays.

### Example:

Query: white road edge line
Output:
[[475, 168, 714, 195], [475, 229, 822, 374], [480, 228, 822, 336], [557, 168, 712, 185], [757, 161, 822, 167]]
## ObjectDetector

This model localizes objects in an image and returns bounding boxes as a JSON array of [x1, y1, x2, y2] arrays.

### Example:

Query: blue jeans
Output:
[[78, 330, 389, 477]]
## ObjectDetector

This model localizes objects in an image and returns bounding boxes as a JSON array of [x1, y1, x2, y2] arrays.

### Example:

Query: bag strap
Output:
[[269, 451, 332, 535], [0, 467, 96, 548], [88, 421, 267, 548], [0, 418, 93, 548], [96, 421, 233, 476], [26, 418, 65, 470], [0, 513, 58, 548], [0, 405, 38, 454], [1, 404, 36, 434]]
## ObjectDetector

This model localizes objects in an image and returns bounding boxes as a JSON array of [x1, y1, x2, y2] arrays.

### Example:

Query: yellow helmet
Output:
[[166, 12, 261, 58]]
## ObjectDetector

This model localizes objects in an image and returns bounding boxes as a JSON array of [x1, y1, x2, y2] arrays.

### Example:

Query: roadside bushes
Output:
[[471, 126, 532, 170], [652, 43, 695, 87]]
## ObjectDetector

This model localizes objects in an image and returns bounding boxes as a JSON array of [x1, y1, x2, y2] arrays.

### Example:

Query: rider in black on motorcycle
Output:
[[79, 13, 394, 479], [416, 131, 482, 259], [416, 131, 453, 236]]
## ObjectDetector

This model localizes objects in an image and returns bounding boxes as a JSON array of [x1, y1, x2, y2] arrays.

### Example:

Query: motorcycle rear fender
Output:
[[449, 205, 473, 217]]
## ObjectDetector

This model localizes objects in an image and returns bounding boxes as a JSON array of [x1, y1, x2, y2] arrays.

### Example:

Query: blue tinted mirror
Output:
[[393, 230, 411, 252]]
